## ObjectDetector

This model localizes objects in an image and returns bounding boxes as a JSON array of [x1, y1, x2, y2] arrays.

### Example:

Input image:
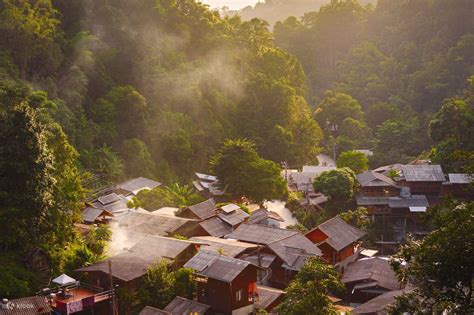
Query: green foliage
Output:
[[138, 261, 196, 311], [79, 145, 124, 181], [336, 151, 369, 174], [211, 139, 287, 202], [429, 78, 474, 172], [133, 184, 204, 211], [120, 138, 156, 178], [313, 168, 357, 203], [286, 223, 309, 234], [278, 256, 344, 315], [390, 200, 474, 313]]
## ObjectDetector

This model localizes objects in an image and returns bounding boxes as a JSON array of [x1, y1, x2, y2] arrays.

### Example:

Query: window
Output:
[[235, 289, 242, 302]]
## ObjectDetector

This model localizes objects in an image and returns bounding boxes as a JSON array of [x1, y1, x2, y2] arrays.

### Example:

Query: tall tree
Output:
[[278, 257, 344, 315], [211, 139, 287, 203], [390, 199, 474, 314]]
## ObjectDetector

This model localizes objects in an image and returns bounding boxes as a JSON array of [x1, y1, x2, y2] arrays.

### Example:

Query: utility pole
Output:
[[108, 260, 117, 315]]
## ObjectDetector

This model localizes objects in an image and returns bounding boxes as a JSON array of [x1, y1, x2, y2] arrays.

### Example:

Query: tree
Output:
[[0, 93, 55, 252], [120, 138, 156, 178], [390, 200, 474, 314], [138, 261, 196, 311], [278, 257, 344, 315], [313, 168, 357, 203], [210, 139, 287, 203], [336, 151, 369, 174], [131, 184, 204, 211]]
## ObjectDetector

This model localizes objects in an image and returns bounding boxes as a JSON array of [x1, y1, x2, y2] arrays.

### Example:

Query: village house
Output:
[[164, 296, 211, 314], [341, 257, 403, 305], [189, 236, 258, 258], [305, 216, 366, 267], [442, 173, 474, 199], [352, 289, 411, 315], [114, 177, 161, 196], [247, 208, 284, 228], [254, 286, 285, 313], [357, 171, 402, 197], [76, 236, 198, 292], [177, 198, 218, 220], [184, 250, 260, 314], [226, 223, 322, 287], [81, 206, 114, 225], [193, 173, 225, 200]]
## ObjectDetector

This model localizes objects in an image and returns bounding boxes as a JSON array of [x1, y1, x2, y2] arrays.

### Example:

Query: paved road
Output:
[[317, 154, 336, 167]]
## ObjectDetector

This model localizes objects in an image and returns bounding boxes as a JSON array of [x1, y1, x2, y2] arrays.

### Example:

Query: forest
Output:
[[0, 0, 473, 312]]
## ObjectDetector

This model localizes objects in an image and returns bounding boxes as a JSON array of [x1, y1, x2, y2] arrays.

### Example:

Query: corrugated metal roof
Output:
[[117, 177, 161, 195], [184, 250, 251, 283], [255, 286, 285, 311], [341, 257, 401, 291], [268, 234, 322, 270], [243, 253, 277, 269], [97, 193, 121, 205], [190, 236, 257, 258], [77, 236, 194, 282], [195, 172, 217, 182], [353, 289, 408, 314], [220, 203, 241, 213], [164, 296, 210, 314], [448, 173, 474, 184], [217, 208, 249, 226], [117, 212, 199, 237], [186, 199, 217, 220], [139, 306, 171, 315], [400, 165, 445, 182], [226, 223, 297, 245], [308, 216, 366, 251], [357, 171, 400, 188], [199, 217, 233, 237], [82, 207, 113, 224]]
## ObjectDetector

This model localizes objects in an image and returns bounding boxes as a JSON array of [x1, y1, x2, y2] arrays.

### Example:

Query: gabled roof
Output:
[[243, 253, 277, 269], [184, 250, 251, 283], [289, 172, 318, 192], [82, 207, 114, 224], [117, 177, 161, 195], [356, 194, 429, 209], [400, 165, 445, 182], [357, 171, 401, 188], [341, 257, 401, 291], [92, 194, 129, 213], [220, 203, 241, 213], [184, 199, 217, 220], [217, 208, 249, 226], [77, 236, 194, 282], [247, 208, 284, 225], [448, 173, 474, 184], [226, 223, 298, 245], [117, 212, 200, 237], [199, 217, 233, 237], [307, 216, 366, 251], [353, 289, 409, 314], [97, 193, 121, 205], [139, 306, 171, 315], [195, 172, 217, 182], [255, 286, 285, 311], [164, 297, 210, 314], [268, 233, 322, 270], [190, 236, 257, 258]]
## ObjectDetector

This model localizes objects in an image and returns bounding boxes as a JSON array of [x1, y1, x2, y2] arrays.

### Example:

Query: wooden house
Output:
[[76, 236, 198, 292], [305, 216, 366, 266], [442, 173, 474, 199], [193, 173, 225, 200], [352, 289, 410, 315], [226, 224, 322, 287], [184, 250, 259, 314], [341, 257, 402, 304], [82, 207, 114, 224], [189, 236, 257, 258], [176, 199, 218, 220], [357, 171, 401, 197], [396, 165, 446, 195]]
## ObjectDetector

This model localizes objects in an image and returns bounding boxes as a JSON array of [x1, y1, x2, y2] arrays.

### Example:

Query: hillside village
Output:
[[2, 160, 472, 315]]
